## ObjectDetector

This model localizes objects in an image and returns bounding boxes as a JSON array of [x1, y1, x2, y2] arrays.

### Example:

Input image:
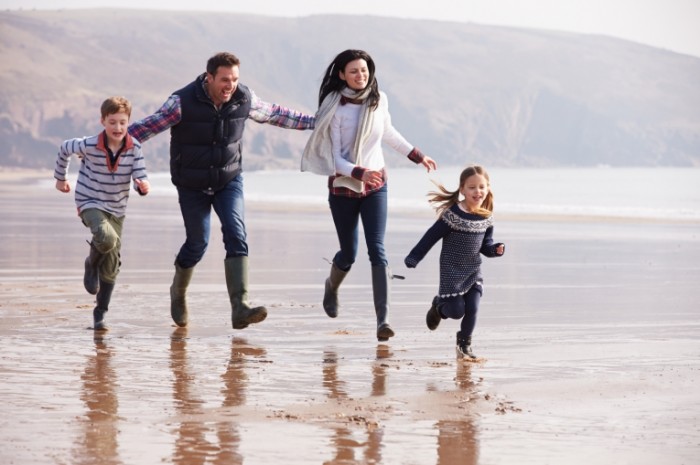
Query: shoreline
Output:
[[5, 167, 699, 225]]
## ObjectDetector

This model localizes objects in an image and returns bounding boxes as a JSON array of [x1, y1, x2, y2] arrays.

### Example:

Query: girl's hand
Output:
[[496, 244, 505, 255], [362, 170, 383, 188], [421, 156, 437, 172], [55, 179, 70, 193]]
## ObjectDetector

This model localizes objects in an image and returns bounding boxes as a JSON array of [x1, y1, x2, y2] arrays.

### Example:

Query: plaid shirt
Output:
[[328, 147, 426, 198], [129, 82, 314, 143]]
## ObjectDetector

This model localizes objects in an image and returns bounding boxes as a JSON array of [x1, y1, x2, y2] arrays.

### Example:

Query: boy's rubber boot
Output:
[[93, 279, 115, 331], [170, 261, 194, 327], [426, 295, 441, 330], [456, 331, 477, 360], [225, 256, 267, 330], [84, 240, 104, 295], [323, 263, 349, 318], [372, 265, 395, 342]]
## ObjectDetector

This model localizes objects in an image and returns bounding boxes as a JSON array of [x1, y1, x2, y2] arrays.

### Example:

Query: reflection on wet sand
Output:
[[322, 425, 383, 465], [436, 362, 479, 465], [169, 327, 213, 464], [322, 348, 386, 464], [73, 334, 122, 465], [215, 337, 267, 465], [4, 177, 700, 465], [322, 349, 348, 400], [371, 344, 392, 397], [169, 329, 266, 465]]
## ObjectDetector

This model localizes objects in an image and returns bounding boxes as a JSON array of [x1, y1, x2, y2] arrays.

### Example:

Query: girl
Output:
[[301, 49, 437, 341], [404, 165, 505, 359]]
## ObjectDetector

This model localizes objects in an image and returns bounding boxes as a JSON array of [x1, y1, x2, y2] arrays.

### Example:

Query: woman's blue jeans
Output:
[[176, 175, 247, 269], [328, 184, 388, 270]]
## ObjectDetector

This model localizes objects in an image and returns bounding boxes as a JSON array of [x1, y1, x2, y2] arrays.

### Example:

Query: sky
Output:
[[2, 0, 700, 58]]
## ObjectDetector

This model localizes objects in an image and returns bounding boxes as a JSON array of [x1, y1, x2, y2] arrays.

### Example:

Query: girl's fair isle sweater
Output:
[[405, 204, 503, 298], [54, 132, 148, 218]]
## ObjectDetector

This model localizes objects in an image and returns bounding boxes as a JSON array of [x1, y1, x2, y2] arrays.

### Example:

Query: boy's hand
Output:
[[134, 178, 150, 196], [55, 179, 70, 193]]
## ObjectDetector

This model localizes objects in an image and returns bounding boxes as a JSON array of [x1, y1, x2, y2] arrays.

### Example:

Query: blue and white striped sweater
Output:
[[54, 132, 148, 217]]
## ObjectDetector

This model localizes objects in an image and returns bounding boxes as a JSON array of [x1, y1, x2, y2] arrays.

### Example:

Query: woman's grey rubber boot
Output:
[[372, 265, 395, 342], [323, 263, 348, 318]]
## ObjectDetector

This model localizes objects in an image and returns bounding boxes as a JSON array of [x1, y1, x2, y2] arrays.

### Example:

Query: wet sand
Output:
[[1, 170, 699, 465]]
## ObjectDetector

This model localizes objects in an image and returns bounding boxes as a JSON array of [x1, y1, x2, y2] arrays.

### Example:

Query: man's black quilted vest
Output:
[[170, 75, 252, 191]]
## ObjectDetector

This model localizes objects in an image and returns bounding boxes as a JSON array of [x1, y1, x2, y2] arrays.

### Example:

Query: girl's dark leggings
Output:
[[437, 286, 482, 336]]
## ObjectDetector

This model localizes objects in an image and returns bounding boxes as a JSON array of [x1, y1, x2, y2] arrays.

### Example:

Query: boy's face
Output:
[[101, 111, 129, 146]]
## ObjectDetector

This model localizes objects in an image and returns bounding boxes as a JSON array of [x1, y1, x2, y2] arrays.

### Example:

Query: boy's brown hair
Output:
[[100, 96, 132, 119]]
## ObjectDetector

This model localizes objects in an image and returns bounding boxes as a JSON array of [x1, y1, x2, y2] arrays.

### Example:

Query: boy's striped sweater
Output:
[[54, 131, 148, 217]]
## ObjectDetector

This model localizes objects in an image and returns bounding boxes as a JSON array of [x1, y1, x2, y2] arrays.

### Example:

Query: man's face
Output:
[[206, 65, 239, 106]]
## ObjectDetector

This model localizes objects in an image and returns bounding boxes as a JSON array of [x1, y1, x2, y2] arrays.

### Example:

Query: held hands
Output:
[[55, 179, 70, 193], [134, 178, 151, 196]]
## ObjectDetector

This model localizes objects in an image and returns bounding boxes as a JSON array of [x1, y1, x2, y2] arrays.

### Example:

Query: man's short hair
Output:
[[207, 52, 241, 76]]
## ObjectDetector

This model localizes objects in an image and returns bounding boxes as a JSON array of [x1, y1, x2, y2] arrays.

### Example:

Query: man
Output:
[[129, 52, 314, 330]]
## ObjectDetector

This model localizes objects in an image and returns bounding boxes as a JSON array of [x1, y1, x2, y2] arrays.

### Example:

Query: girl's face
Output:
[[339, 58, 370, 91], [460, 173, 490, 212]]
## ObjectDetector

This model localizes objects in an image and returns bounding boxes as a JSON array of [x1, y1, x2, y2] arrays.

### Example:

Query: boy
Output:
[[54, 96, 150, 331]]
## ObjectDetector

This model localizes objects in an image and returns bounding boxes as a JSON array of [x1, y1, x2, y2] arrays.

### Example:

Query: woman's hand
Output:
[[361, 170, 383, 188], [421, 156, 437, 172]]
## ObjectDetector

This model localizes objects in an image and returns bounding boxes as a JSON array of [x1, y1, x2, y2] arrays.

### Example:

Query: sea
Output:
[[142, 166, 700, 222]]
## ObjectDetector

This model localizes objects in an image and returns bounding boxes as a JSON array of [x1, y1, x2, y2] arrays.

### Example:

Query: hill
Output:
[[1, 9, 699, 170]]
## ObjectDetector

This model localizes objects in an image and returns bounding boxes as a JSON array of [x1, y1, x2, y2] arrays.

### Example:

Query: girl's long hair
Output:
[[318, 49, 380, 110], [428, 165, 494, 218]]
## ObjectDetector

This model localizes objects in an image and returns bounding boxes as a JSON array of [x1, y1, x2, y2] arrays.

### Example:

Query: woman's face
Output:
[[339, 58, 369, 91]]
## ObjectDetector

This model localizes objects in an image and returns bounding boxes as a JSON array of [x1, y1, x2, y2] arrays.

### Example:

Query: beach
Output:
[[1, 169, 699, 465]]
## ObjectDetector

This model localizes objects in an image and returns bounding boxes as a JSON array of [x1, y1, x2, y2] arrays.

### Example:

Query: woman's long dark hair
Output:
[[318, 49, 380, 110]]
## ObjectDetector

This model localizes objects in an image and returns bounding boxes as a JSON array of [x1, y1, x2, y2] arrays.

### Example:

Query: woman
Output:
[[302, 49, 438, 342]]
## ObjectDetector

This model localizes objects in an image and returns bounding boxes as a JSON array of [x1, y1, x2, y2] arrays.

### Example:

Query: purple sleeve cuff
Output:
[[351, 166, 367, 180], [408, 147, 425, 164]]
